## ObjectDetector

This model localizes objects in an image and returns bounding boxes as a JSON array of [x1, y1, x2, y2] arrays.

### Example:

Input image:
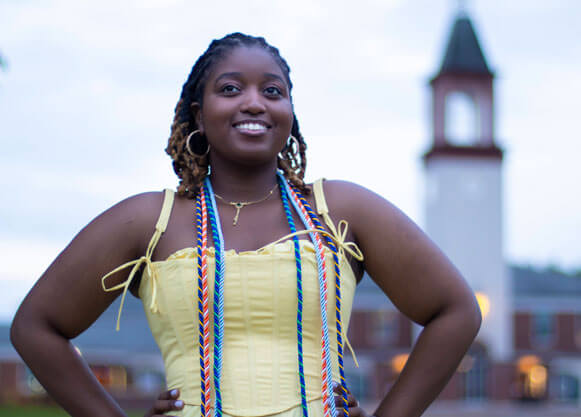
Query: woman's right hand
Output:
[[144, 388, 184, 417]]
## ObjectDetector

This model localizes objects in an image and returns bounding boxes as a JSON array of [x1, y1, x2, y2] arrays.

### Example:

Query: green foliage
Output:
[[0, 405, 145, 417], [0, 406, 68, 417]]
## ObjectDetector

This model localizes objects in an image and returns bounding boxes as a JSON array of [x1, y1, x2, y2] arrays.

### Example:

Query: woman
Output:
[[11, 33, 481, 417]]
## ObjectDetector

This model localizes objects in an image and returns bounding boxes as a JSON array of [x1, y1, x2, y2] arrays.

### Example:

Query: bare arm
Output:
[[325, 181, 481, 417], [10, 192, 164, 417]]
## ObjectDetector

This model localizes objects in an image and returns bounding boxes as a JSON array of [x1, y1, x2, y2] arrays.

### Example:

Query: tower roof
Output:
[[438, 13, 493, 76]]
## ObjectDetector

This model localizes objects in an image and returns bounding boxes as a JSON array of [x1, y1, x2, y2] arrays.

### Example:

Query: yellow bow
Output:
[[101, 229, 163, 331]]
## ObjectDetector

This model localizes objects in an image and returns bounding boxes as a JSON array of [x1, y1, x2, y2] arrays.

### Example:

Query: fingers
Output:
[[144, 389, 184, 417], [337, 406, 367, 417], [333, 382, 358, 407], [334, 392, 358, 408], [335, 399, 367, 417], [333, 382, 367, 417], [157, 388, 180, 400]]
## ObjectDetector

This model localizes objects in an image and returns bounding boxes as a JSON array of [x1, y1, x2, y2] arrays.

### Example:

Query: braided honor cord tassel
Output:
[[196, 188, 211, 416], [289, 184, 350, 415], [279, 173, 337, 417], [204, 178, 226, 417], [278, 175, 309, 417]]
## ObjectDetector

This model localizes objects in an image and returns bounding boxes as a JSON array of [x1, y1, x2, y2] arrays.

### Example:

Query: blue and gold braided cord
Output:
[[196, 190, 208, 416], [204, 178, 226, 417], [279, 173, 336, 417], [278, 175, 309, 417], [289, 180, 350, 415]]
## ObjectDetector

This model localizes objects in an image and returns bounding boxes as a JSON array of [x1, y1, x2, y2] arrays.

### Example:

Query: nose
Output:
[[240, 88, 266, 114]]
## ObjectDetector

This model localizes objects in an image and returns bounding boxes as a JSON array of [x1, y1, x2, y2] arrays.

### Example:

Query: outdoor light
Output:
[[517, 355, 547, 399], [391, 353, 409, 374], [474, 291, 490, 319]]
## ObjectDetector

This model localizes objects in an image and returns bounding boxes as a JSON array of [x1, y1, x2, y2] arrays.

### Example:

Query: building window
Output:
[[531, 312, 555, 349], [550, 374, 579, 403], [372, 311, 399, 346], [91, 365, 128, 392], [345, 371, 369, 402], [463, 344, 488, 400], [445, 91, 478, 145], [575, 314, 581, 350]]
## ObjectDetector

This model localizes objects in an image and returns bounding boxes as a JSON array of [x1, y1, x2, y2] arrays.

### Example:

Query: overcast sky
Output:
[[1, 0, 580, 321]]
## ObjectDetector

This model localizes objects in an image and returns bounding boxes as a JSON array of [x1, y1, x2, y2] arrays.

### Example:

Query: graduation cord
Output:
[[204, 178, 226, 417], [196, 188, 211, 416], [278, 174, 309, 417], [195, 173, 348, 417], [279, 173, 338, 417], [287, 180, 350, 415]]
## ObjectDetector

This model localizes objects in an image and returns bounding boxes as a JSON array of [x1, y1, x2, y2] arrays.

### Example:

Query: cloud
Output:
[[0, 238, 65, 322], [0, 0, 580, 275]]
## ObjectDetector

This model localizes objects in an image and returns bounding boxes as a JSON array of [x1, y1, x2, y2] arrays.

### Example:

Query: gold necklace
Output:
[[213, 183, 279, 226]]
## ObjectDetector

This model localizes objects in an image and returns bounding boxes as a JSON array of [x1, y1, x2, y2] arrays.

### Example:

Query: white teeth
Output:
[[236, 122, 267, 131]]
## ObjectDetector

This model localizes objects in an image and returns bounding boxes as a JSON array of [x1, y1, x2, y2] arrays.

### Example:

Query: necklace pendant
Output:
[[232, 203, 243, 226]]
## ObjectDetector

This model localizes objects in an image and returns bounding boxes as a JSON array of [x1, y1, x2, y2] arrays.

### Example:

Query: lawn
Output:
[[0, 405, 145, 417]]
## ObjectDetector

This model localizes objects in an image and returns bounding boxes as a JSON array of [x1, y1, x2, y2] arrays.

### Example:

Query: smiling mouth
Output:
[[233, 121, 270, 133]]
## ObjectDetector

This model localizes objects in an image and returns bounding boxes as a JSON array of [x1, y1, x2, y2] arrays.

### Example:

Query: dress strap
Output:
[[313, 178, 330, 216], [101, 189, 175, 330], [312, 179, 363, 262], [155, 188, 175, 233]]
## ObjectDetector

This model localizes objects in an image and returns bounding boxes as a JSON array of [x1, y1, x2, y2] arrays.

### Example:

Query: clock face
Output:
[[445, 91, 479, 146]]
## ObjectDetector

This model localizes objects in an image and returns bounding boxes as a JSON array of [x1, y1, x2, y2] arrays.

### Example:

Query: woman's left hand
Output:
[[333, 383, 371, 417], [143, 388, 184, 417]]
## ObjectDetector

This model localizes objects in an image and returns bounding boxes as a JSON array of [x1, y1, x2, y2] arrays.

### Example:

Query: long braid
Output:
[[166, 33, 310, 198], [277, 114, 309, 194]]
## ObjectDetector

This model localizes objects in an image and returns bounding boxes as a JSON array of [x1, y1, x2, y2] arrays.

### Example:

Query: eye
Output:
[[220, 84, 240, 95], [264, 86, 282, 97]]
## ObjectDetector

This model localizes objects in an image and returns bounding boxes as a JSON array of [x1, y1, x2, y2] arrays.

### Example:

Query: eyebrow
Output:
[[215, 72, 242, 83], [214, 72, 287, 85], [263, 73, 286, 84]]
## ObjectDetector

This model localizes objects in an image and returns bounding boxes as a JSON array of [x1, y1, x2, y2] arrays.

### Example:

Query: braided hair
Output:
[[166, 33, 309, 199]]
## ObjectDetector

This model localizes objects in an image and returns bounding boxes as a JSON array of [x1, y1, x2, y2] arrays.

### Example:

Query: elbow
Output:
[[441, 294, 482, 341], [10, 307, 44, 355], [472, 303, 483, 337], [464, 295, 483, 339], [10, 310, 28, 353]]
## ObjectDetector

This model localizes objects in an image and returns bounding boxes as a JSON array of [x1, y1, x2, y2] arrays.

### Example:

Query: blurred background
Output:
[[1, 0, 580, 415]]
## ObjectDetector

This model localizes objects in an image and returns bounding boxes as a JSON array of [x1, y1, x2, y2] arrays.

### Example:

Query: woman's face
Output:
[[195, 46, 294, 168]]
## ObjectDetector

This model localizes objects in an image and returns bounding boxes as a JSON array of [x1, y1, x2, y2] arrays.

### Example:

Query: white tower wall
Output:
[[425, 156, 511, 360]]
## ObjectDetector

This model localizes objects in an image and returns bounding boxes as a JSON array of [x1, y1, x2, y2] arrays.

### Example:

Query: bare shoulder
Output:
[[103, 190, 165, 228], [315, 179, 405, 230], [11, 190, 170, 339], [320, 179, 474, 327], [316, 179, 387, 205], [317, 179, 428, 265], [89, 191, 166, 252], [102, 190, 165, 222]]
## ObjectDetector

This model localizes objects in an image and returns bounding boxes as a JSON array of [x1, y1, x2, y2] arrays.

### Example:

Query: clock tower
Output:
[[424, 11, 511, 361]]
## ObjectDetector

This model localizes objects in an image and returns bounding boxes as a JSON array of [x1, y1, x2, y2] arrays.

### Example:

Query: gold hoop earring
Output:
[[186, 130, 210, 157], [278, 135, 300, 160]]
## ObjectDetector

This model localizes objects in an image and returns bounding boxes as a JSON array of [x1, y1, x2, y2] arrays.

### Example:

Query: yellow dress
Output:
[[102, 179, 363, 417]]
